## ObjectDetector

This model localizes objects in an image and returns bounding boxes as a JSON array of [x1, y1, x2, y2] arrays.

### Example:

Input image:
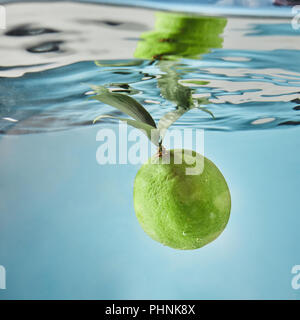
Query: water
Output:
[[0, 1, 300, 299]]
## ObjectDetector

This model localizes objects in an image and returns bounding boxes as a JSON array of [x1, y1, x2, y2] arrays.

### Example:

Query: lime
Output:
[[134, 12, 227, 60], [133, 149, 231, 250]]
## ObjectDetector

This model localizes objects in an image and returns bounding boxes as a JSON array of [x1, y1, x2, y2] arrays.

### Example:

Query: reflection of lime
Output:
[[134, 12, 227, 60], [133, 149, 231, 250]]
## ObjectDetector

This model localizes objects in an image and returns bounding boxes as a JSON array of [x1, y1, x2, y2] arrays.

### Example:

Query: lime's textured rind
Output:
[[133, 149, 231, 250]]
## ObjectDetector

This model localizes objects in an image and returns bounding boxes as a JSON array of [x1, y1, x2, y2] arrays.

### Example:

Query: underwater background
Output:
[[0, 0, 300, 299]]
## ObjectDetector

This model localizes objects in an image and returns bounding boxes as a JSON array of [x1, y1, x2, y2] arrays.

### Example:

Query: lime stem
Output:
[[157, 140, 166, 158]]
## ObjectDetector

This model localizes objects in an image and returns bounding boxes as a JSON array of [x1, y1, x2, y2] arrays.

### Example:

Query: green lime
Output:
[[133, 149, 231, 250], [134, 12, 227, 60]]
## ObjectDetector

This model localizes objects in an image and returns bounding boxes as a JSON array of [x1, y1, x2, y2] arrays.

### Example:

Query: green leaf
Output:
[[157, 61, 194, 109], [157, 105, 215, 140], [197, 106, 215, 119], [157, 108, 192, 139], [90, 86, 157, 128], [93, 115, 160, 146], [194, 97, 210, 105], [105, 83, 140, 95], [89, 85, 109, 95]]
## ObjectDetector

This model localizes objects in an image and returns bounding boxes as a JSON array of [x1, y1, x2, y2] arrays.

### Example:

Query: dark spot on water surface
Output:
[[278, 121, 300, 126], [5, 24, 59, 37], [123, 37, 140, 41], [26, 41, 64, 53], [293, 106, 300, 110], [76, 19, 148, 31], [102, 20, 122, 26], [113, 71, 131, 75], [291, 98, 300, 104]]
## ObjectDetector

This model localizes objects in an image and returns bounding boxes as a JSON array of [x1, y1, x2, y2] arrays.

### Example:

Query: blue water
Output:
[[0, 1, 300, 299], [0, 126, 299, 299]]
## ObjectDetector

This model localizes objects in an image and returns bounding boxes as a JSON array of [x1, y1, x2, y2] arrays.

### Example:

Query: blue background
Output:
[[0, 125, 299, 299]]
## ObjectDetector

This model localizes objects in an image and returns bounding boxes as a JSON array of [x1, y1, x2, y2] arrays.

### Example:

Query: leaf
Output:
[[93, 115, 160, 146], [90, 86, 157, 128], [197, 106, 215, 119], [194, 97, 210, 105], [157, 105, 215, 140], [157, 108, 192, 139], [89, 85, 109, 95], [159, 77, 194, 109], [90, 83, 139, 95], [106, 83, 140, 95], [193, 97, 215, 118], [157, 61, 194, 109]]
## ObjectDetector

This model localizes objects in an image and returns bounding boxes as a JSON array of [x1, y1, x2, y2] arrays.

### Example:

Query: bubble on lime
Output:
[[133, 149, 231, 250]]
